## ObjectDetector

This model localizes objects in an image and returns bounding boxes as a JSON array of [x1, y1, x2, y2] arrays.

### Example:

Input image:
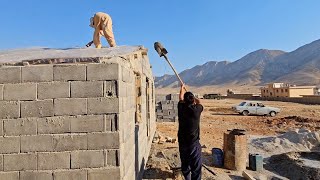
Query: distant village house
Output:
[[261, 83, 317, 98]]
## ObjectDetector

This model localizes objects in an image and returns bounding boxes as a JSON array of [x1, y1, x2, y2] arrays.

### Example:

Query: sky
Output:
[[1, 0, 320, 76]]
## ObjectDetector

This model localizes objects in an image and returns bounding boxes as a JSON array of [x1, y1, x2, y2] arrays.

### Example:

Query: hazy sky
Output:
[[1, 0, 320, 75]]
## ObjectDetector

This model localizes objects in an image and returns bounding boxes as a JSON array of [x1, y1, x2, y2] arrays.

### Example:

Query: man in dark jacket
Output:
[[178, 84, 203, 180]]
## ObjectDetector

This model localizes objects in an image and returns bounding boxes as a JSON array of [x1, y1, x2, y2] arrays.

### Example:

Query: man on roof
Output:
[[88, 12, 116, 48]]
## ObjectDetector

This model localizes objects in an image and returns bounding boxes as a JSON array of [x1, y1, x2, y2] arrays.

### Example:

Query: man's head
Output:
[[184, 92, 195, 104]]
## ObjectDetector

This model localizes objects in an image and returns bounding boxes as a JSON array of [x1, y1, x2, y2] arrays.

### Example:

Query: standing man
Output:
[[178, 84, 203, 180], [89, 12, 116, 48]]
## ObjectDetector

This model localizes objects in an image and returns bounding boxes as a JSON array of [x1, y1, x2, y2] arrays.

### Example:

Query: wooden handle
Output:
[[163, 55, 188, 91]]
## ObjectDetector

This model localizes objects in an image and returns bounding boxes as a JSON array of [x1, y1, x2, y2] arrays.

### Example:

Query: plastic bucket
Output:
[[212, 148, 224, 167]]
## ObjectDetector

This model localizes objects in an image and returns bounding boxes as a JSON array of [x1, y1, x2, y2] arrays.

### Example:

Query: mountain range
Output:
[[155, 39, 320, 88]]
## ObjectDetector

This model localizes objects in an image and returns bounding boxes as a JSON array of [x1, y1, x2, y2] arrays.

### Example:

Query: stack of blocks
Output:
[[155, 94, 179, 122], [0, 47, 156, 180]]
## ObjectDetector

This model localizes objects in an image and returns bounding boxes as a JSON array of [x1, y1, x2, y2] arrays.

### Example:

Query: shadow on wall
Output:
[[135, 124, 147, 180]]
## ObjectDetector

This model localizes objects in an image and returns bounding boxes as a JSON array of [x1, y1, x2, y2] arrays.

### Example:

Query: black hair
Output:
[[184, 92, 195, 104]]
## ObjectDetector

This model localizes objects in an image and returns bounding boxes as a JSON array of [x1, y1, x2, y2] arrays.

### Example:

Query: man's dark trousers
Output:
[[179, 141, 202, 180]]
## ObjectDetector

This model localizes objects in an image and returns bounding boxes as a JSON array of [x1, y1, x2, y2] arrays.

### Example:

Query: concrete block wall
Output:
[[117, 54, 156, 180], [0, 63, 121, 180], [0, 53, 156, 180]]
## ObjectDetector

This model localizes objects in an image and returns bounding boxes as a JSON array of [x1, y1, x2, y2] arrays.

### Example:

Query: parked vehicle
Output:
[[203, 93, 223, 100], [232, 101, 280, 117]]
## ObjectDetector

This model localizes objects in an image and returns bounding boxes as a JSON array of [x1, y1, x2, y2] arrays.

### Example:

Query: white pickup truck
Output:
[[232, 101, 280, 117]]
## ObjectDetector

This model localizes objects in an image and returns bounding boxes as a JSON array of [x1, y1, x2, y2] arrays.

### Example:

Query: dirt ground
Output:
[[143, 99, 320, 180]]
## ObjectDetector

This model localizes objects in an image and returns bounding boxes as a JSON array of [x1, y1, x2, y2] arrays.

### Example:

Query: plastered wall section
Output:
[[0, 52, 156, 180]]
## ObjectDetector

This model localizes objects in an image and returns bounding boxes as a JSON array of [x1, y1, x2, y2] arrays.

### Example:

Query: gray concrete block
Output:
[[0, 101, 20, 119], [54, 98, 87, 116], [3, 83, 37, 101], [0, 85, 3, 100], [0, 155, 2, 171], [118, 81, 127, 97], [38, 82, 70, 99], [53, 64, 86, 81], [22, 65, 53, 82], [122, 67, 133, 83], [4, 118, 37, 136], [0, 172, 19, 180], [70, 115, 104, 133], [53, 134, 87, 151], [4, 153, 37, 171], [21, 100, 54, 118], [104, 81, 117, 97], [0, 120, 3, 136], [20, 171, 53, 180], [0, 66, 21, 84], [87, 63, 120, 81], [0, 137, 20, 154], [106, 149, 119, 166], [88, 168, 120, 180], [105, 114, 118, 132], [21, 135, 54, 152], [71, 150, 104, 169], [38, 152, 70, 170], [37, 117, 71, 134], [88, 132, 119, 150], [71, 81, 103, 98], [87, 97, 119, 114], [54, 170, 87, 180]]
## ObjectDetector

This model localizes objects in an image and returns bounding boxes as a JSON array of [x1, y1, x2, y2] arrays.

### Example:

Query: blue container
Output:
[[212, 148, 224, 167], [249, 154, 263, 171]]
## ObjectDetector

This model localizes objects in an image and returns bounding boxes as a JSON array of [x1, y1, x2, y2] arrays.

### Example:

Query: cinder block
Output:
[[22, 65, 53, 82], [0, 120, 3, 136], [122, 67, 132, 83], [54, 98, 87, 116], [0, 101, 20, 119], [3, 83, 37, 101], [0, 66, 21, 84], [38, 82, 70, 99], [53, 170, 87, 180], [0, 172, 19, 180], [4, 153, 37, 171], [21, 100, 54, 118], [53, 64, 86, 81], [88, 132, 119, 150], [105, 114, 118, 132], [38, 152, 70, 170], [118, 81, 127, 97], [20, 171, 53, 180], [0, 85, 3, 100], [53, 134, 87, 151], [0, 137, 20, 154], [88, 168, 120, 180], [70, 115, 104, 133], [104, 81, 117, 97], [71, 150, 104, 169], [21, 135, 53, 152], [71, 81, 103, 98], [87, 63, 120, 81], [87, 98, 119, 114], [0, 155, 2, 171], [106, 149, 119, 166], [37, 117, 71, 134], [4, 118, 37, 136]]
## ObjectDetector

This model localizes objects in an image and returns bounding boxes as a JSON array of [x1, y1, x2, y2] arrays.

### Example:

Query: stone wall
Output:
[[0, 47, 156, 180]]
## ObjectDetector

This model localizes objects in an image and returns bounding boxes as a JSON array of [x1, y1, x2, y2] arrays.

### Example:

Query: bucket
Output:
[[212, 148, 224, 167]]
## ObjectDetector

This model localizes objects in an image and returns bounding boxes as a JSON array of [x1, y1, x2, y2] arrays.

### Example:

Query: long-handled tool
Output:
[[154, 42, 187, 91], [86, 41, 94, 47]]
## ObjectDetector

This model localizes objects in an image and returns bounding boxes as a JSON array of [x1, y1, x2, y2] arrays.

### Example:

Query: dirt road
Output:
[[143, 99, 320, 179]]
